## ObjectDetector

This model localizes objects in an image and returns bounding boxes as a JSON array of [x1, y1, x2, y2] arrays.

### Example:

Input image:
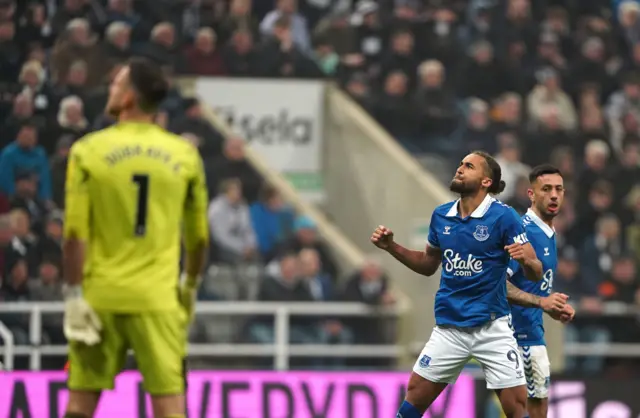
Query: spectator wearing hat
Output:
[[274, 215, 338, 281], [0, 122, 51, 201]]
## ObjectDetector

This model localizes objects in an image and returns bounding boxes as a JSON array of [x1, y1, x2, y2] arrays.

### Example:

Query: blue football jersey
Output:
[[508, 209, 557, 346], [427, 195, 529, 328]]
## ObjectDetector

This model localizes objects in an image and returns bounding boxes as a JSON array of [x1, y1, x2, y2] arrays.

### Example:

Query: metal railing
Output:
[[0, 301, 409, 371]]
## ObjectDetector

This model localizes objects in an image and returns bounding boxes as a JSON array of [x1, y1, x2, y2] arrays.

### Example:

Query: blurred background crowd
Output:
[[0, 0, 638, 375]]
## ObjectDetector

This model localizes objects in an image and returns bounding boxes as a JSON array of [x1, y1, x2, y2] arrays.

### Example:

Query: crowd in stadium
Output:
[[0, 0, 638, 373]]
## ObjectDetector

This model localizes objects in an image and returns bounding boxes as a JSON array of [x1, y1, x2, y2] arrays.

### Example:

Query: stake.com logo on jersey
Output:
[[443, 249, 483, 277]]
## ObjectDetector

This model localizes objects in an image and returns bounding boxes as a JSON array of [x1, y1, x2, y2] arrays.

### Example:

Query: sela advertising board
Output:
[[195, 78, 325, 202]]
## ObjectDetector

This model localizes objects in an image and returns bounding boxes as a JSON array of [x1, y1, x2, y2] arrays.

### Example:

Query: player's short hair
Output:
[[471, 150, 506, 195], [528, 164, 563, 184], [127, 57, 169, 114]]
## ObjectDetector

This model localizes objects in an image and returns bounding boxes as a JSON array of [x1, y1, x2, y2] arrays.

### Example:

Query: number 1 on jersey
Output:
[[132, 174, 149, 236]]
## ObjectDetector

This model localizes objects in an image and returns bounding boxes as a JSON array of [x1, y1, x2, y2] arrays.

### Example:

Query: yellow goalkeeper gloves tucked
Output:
[[179, 274, 202, 323], [63, 285, 102, 345]]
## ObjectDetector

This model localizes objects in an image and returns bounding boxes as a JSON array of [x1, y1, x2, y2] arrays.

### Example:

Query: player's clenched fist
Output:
[[371, 225, 394, 250], [504, 243, 525, 262], [540, 292, 568, 314]]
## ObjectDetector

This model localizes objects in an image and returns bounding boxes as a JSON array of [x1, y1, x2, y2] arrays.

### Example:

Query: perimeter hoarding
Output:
[[1, 371, 475, 418]]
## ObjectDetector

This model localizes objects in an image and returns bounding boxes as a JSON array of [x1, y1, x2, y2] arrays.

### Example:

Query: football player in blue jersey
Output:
[[505, 164, 576, 418], [372, 151, 553, 418]]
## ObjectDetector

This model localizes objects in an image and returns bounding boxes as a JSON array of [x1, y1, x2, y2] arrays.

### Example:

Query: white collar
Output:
[[446, 194, 495, 218], [526, 208, 555, 238]]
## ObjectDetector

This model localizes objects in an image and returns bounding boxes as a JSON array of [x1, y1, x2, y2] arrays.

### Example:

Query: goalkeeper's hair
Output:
[[127, 57, 169, 114]]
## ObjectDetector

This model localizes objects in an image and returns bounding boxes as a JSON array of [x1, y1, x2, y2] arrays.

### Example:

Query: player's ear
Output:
[[527, 188, 534, 203], [481, 177, 492, 189]]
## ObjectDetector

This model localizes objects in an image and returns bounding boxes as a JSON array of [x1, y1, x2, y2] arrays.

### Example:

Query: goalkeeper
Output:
[[62, 57, 208, 418]]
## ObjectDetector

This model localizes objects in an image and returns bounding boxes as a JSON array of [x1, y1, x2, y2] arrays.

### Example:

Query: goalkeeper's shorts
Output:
[[67, 308, 187, 395]]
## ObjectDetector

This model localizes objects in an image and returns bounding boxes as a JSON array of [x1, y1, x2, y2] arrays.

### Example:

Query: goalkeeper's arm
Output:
[[180, 152, 209, 320], [62, 143, 102, 345]]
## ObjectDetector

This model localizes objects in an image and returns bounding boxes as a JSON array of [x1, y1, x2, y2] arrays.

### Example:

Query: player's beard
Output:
[[538, 201, 560, 221], [449, 178, 480, 196]]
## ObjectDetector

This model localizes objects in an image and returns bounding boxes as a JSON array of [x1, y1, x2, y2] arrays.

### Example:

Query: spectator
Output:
[[2, 93, 41, 149], [413, 60, 458, 145], [217, 0, 260, 45], [527, 67, 578, 132], [183, 28, 226, 76], [53, 95, 89, 146], [458, 40, 509, 102], [49, 136, 73, 209], [578, 140, 614, 204], [17, 2, 54, 50], [208, 178, 257, 264], [205, 137, 262, 203], [50, 18, 102, 88], [506, 176, 532, 215], [342, 257, 394, 344], [378, 29, 418, 87], [101, 21, 132, 73], [169, 98, 225, 158], [556, 246, 611, 374], [138, 22, 183, 71], [581, 214, 626, 295], [258, 15, 321, 78], [51, 0, 89, 36], [10, 172, 47, 236], [0, 257, 31, 344], [103, 0, 141, 30], [6, 208, 39, 276], [53, 60, 89, 106], [29, 258, 64, 343], [250, 184, 294, 258], [0, 122, 51, 201], [343, 72, 374, 113], [223, 29, 259, 77], [0, 20, 22, 83], [453, 98, 496, 156], [494, 133, 531, 201], [250, 253, 316, 344], [275, 216, 338, 280], [493, 93, 524, 135], [17, 60, 53, 117], [372, 71, 416, 143], [299, 248, 352, 363], [260, 0, 311, 52]]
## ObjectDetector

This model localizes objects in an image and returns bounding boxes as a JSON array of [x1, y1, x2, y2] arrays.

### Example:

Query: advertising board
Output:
[[1, 371, 475, 418]]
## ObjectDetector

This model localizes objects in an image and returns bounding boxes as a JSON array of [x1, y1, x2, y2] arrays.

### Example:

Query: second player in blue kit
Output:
[[506, 165, 576, 418]]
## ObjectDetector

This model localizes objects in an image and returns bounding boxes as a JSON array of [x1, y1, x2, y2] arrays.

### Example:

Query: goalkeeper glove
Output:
[[179, 273, 202, 323], [63, 285, 102, 345]]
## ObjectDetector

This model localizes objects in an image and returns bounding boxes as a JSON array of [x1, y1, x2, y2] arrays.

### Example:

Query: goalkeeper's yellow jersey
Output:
[[64, 121, 209, 312]]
